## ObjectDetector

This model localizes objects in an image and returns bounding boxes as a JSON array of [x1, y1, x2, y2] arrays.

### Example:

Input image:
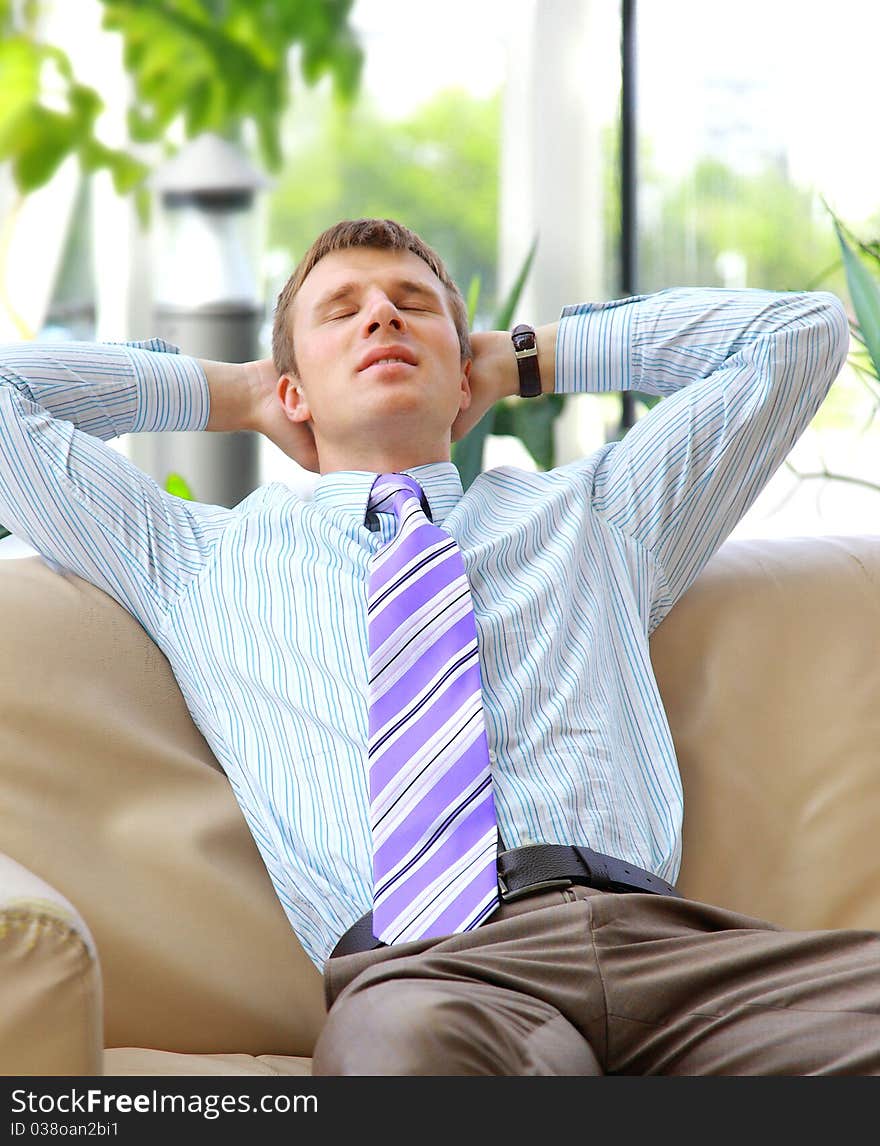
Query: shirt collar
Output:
[[312, 461, 463, 528]]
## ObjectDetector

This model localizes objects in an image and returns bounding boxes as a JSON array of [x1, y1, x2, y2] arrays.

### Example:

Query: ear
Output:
[[278, 373, 312, 423], [458, 357, 472, 411]]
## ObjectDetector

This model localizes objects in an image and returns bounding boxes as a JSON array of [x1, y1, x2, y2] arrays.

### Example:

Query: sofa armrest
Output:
[[0, 852, 103, 1076]]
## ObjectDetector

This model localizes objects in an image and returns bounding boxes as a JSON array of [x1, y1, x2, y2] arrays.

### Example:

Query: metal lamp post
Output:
[[130, 133, 269, 508]]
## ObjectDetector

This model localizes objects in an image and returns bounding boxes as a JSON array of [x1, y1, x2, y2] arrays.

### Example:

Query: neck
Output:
[[316, 439, 452, 476]]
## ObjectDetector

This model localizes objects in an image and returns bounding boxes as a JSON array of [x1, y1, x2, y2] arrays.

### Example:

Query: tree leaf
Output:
[[103, 148, 149, 195], [0, 37, 41, 149], [100, 0, 362, 172], [9, 105, 76, 191], [0, 0, 364, 213]]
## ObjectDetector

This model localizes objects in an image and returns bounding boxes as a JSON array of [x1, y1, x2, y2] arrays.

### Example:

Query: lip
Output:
[[357, 344, 418, 372]]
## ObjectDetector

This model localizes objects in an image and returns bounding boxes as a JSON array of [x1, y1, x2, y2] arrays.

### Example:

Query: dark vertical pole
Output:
[[618, 0, 637, 434]]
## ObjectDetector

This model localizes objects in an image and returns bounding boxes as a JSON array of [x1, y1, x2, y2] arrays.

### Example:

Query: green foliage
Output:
[[268, 87, 501, 318], [0, 28, 142, 194], [164, 471, 194, 500], [779, 204, 880, 498], [267, 84, 553, 490], [599, 122, 843, 298], [829, 207, 880, 382], [0, 0, 362, 197], [451, 236, 568, 490], [599, 126, 853, 443]]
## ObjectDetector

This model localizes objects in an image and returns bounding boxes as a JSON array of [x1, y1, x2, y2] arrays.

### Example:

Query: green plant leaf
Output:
[[100, 0, 362, 172], [466, 273, 481, 326], [165, 472, 194, 500], [452, 236, 540, 489], [832, 215, 880, 383], [81, 139, 149, 194], [1, 1, 363, 198], [494, 394, 566, 469], [508, 393, 566, 471], [477, 234, 567, 474], [133, 183, 152, 229], [451, 406, 496, 491], [0, 38, 41, 149], [9, 105, 76, 191], [494, 235, 538, 330]]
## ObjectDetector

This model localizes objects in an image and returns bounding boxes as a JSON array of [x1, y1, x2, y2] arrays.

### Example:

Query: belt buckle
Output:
[[498, 874, 574, 903]]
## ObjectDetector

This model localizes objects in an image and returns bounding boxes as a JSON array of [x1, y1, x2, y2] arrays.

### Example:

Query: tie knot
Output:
[[367, 473, 429, 522]]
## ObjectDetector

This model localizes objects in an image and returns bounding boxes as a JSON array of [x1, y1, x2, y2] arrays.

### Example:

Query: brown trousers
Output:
[[314, 886, 880, 1075]]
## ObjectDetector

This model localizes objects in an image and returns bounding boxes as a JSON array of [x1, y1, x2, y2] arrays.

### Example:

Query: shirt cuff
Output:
[[123, 340, 211, 434], [555, 295, 641, 396]]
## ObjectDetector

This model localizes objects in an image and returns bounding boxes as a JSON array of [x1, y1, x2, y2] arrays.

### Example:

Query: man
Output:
[[0, 216, 872, 1075]]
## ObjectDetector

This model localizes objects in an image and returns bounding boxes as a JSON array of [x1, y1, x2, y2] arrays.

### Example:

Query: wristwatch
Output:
[[511, 323, 542, 398]]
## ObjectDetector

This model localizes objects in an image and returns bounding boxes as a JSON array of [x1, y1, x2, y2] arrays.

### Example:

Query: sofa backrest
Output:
[[1, 532, 879, 1055], [0, 556, 325, 1057], [652, 533, 880, 930]]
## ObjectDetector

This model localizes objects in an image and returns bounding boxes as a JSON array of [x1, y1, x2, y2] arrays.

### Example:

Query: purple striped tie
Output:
[[366, 472, 500, 945]]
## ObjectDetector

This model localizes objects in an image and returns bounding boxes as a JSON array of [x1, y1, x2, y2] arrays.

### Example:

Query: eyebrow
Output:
[[313, 278, 443, 314]]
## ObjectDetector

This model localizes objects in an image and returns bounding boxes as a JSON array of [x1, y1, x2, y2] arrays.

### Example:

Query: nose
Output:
[[363, 291, 406, 336]]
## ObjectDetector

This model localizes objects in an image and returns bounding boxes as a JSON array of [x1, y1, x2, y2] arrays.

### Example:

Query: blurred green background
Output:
[[2, 0, 879, 540]]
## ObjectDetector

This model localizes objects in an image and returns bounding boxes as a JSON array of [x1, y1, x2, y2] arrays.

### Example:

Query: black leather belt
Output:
[[330, 844, 679, 959], [497, 843, 680, 901]]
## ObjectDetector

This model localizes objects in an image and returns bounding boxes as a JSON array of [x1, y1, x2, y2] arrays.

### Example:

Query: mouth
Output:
[[357, 346, 419, 373], [361, 358, 416, 377]]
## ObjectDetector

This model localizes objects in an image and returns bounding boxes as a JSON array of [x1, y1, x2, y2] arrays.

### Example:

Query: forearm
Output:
[[556, 288, 849, 400], [201, 357, 258, 433], [0, 339, 209, 439]]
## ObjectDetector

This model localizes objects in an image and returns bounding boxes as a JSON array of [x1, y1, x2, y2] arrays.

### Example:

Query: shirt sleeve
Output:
[[554, 287, 851, 631], [0, 337, 232, 633]]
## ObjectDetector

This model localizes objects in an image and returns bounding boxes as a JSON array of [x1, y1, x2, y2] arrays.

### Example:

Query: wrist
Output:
[[536, 323, 557, 394], [240, 359, 267, 433], [203, 359, 256, 433], [496, 329, 520, 399], [508, 322, 557, 397]]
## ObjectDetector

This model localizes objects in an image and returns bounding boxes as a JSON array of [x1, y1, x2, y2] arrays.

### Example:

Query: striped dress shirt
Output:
[[0, 287, 849, 968]]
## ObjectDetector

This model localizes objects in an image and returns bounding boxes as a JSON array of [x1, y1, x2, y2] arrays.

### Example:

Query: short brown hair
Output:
[[271, 218, 472, 376]]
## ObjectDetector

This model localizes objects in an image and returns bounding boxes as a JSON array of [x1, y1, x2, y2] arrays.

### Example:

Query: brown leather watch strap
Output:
[[511, 323, 542, 398]]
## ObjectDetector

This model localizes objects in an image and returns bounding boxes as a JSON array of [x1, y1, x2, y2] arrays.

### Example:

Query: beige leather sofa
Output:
[[2, 532, 879, 1077]]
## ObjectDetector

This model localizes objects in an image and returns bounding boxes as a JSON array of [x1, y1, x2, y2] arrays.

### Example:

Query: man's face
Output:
[[281, 246, 471, 469]]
